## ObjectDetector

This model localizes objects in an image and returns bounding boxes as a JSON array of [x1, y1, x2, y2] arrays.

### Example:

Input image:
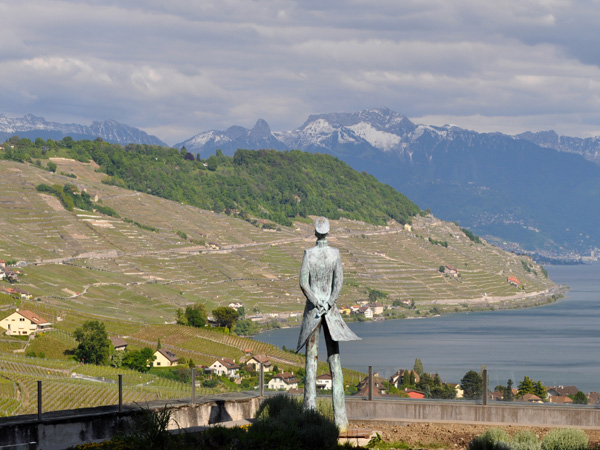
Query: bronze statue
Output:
[[296, 217, 360, 431]]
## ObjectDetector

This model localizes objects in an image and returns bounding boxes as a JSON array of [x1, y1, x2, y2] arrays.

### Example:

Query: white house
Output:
[[209, 358, 240, 377], [267, 372, 298, 391], [316, 373, 333, 390], [0, 309, 51, 336]]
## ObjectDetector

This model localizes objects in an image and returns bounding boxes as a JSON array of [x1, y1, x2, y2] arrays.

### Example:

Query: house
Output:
[[109, 335, 128, 351], [267, 372, 298, 390], [209, 358, 240, 377], [316, 373, 333, 390], [339, 306, 351, 316], [507, 276, 521, 287], [444, 265, 459, 277], [368, 303, 384, 315], [358, 306, 373, 319], [404, 389, 426, 399], [448, 383, 464, 399], [389, 369, 420, 388], [547, 385, 579, 398], [355, 375, 387, 397], [404, 224, 412, 232], [549, 395, 573, 405], [0, 309, 51, 336], [246, 355, 273, 373], [0, 260, 5, 269], [488, 391, 504, 401], [228, 302, 243, 310], [517, 393, 543, 403], [587, 392, 600, 405], [152, 349, 178, 367]]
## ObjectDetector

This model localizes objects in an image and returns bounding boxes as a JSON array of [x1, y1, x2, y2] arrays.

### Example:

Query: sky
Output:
[[2, 0, 600, 145]]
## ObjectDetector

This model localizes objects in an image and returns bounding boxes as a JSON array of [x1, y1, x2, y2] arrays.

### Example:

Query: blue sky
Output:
[[2, 0, 600, 145]]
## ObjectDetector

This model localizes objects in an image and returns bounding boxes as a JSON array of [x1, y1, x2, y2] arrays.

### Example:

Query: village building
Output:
[[228, 302, 243, 310], [358, 305, 373, 319], [316, 373, 333, 390], [507, 276, 521, 287], [246, 355, 272, 373], [339, 306, 351, 316], [547, 385, 579, 398], [389, 369, 421, 388], [267, 372, 298, 391], [368, 302, 384, 315], [152, 349, 178, 367], [208, 358, 240, 377], [0, 309, 51, 336], [355, 374, 387, 397], [444, 265, 459, 277], [109, 336, 128, 351], [404, 389, 426, 399], [548, 395, 573, 404], [404, 224, 412, 232]]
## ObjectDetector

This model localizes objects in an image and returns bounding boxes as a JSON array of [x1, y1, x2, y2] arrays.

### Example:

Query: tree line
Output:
[[2, 136, 420, 227]]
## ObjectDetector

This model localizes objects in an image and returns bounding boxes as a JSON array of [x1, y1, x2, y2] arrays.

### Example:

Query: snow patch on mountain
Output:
[[347, 122, 401, 151]]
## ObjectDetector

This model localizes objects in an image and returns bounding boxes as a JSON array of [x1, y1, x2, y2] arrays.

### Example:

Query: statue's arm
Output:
[[328, 249, 343, 307], [299, 251, 320, 308]]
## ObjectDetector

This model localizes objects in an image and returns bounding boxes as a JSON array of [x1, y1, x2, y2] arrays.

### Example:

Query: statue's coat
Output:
[[296, 242, 360, 352]]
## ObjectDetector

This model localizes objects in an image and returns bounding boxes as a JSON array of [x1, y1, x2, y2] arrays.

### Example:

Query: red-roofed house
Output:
[[404, 389, 426, 399], [0, 309, 51, 335], [507, 276, 521, 287]]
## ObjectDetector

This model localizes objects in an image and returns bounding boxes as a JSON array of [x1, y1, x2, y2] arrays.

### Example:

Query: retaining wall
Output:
[[0, 393, 260, 450], [346, 398, 600, 427]]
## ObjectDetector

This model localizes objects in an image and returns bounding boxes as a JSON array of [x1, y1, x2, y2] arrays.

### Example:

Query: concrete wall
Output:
[[346, 398, 600, 427], [0, 394, 260, 450]]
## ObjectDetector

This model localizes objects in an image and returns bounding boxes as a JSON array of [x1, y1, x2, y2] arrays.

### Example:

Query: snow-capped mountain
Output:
[[0, 114, 166, 146], [175, 119, 287, 157], [516, 130, 600, 165]]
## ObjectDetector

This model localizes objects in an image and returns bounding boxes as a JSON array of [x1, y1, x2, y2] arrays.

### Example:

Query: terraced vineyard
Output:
[[0, 156, 559, 416]]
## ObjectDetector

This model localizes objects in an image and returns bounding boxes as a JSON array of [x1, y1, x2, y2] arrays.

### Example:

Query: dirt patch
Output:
[[349, 421, 600, 449], [38, 193, 64, 212]]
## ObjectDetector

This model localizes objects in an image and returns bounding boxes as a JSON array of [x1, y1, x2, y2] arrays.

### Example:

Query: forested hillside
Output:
[[1, 137, 419, 227]]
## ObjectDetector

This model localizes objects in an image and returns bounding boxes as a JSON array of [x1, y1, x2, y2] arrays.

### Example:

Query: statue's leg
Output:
[[303, 322, 320, 411], [323, 321, 349, 432]]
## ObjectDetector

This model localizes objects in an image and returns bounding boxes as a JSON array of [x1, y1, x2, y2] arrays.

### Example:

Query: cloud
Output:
[[1, 0, 600, 143]]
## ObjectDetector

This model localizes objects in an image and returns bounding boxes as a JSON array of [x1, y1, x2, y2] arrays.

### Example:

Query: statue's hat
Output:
[[315, 217, 330, 235]]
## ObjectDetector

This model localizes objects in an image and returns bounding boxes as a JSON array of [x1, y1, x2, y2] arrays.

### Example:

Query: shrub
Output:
[[511, 430, 541, 450], [468, 428, 511, 450], [541, 428, 588, 450]]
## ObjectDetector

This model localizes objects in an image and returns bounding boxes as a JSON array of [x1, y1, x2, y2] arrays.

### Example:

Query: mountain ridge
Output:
[[0, 114, 167, 146]]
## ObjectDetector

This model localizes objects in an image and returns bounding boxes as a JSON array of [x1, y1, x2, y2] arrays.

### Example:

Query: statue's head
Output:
[[315, 216, 330, 238]]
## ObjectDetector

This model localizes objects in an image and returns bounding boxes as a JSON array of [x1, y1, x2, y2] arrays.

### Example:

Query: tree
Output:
[[503, 379, 514, 401], [212, 306, 239, 331], [73, 321, 111, 365], [413, 358, 424, 376], [534, 380, 546, 400], [123, 347, 155, 372], [460, 370, 483, 400], [572, 391, 588, 405], [517, 376, 535, 397], [47, 161, 57, 173], [234, 319, 258, 336]]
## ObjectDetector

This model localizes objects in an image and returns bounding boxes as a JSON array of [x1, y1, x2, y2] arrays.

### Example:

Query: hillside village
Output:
[[0, 152, 566, 417]]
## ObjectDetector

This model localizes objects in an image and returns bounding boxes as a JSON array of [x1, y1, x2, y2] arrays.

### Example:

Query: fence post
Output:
[[482, 369, 488, 406], [118, 374, 123, 412], [37, 381, 42, 422], [191, 368, 196, 404], [368, 366, 374, 401], [259, 364, 264, 397]]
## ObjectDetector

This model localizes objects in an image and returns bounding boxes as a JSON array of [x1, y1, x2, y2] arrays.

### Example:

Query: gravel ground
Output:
[[349, 421, 600, 449]]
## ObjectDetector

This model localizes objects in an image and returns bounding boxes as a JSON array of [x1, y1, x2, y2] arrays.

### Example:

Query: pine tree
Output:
[[413, 358, 424, 376], [503, 379, 514, 401]]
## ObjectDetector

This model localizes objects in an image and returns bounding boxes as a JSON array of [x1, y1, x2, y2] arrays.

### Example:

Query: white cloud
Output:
[[1, 0, 600, 143]]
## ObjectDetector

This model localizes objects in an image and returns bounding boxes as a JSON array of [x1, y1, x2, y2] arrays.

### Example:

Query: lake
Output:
[[256, 263, 600, 392]]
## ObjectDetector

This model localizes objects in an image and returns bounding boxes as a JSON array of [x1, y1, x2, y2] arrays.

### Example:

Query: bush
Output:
[[511, 431, 541, 450], [541, 429, 588, 450], [468, 428, 511, 450]]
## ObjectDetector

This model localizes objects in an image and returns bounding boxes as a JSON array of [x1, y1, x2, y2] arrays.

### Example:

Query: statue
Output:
[[296, 217, 360, 431]]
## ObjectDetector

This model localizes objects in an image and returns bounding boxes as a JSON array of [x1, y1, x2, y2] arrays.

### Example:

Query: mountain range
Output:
[[176, 108, 600, 260], [0, 114, 167, 146], [3, 109, 600, 259]]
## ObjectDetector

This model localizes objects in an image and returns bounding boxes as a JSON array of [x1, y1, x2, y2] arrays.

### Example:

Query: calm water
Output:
[[257, 263, 600, 392]]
